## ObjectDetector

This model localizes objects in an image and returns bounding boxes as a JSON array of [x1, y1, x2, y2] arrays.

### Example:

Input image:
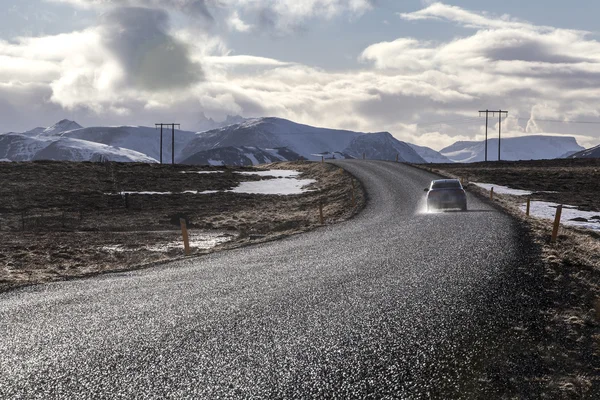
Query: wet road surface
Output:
[[0, 161, 541, 398]]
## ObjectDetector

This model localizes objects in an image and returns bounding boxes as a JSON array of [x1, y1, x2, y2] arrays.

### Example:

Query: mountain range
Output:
[[439, 136, 585, 163], [1, 117, 595, 165]]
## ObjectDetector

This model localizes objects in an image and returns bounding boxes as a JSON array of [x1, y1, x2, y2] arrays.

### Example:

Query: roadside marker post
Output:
[[490, 187, 494, 200], [180, 218, 191, 256], [526, 198, 531, 216], [321, 156, 324, 163], [319, 203, 324, 225], [551, 205, 563, 243], [395, 154, 399, 163]]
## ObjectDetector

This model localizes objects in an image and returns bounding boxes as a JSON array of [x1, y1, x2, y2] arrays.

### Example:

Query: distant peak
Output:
[[51, 119, 82, 128], [40, 119, 83, 135]]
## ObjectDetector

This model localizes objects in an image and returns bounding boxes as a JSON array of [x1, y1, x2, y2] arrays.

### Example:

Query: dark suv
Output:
[[424, 179, 467, 211]]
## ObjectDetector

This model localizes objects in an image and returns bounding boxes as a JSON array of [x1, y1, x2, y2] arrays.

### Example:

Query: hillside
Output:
[[407, 143, 452, 163], [569, 144, 600, 159], [440, 136, 584, 163], [342, 132, 425, 162], [181, 146, 304, 166], [180, 117, 426, 163]]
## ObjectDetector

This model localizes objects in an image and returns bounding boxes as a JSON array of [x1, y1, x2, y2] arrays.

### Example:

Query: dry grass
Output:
[[0, 161, 366, 292]]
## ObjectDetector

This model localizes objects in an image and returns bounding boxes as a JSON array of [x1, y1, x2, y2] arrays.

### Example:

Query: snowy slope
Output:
[[181, 117, 425, 163], [32, 138, 157, 163], [0, 133, 156, 163], [440, 136, 585, 163], [0, 133, 53, 161], [407, 143, 452, 163], [56, 125, 199, 163], [568, 144, 600, 159], [181, 146, 303, 166], [343, 132, 426, 163], [180, 118, 363, 161]]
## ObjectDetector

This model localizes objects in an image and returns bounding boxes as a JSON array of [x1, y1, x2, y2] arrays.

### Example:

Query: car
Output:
[[424, 179, 467, 211]]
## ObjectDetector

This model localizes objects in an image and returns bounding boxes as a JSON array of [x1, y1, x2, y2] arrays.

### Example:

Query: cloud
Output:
[[49, 0, 215, 20], [50, 0, 374, 33], [99, 7, 203, 90], [2, 2, 600, 151]]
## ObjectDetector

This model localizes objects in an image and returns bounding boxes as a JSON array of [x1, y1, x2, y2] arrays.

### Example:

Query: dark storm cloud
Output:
[[486, 40, 593, 64], [100, 7, 204, 91]]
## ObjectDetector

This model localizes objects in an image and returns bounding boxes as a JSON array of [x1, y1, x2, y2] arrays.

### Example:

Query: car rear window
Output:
[[432, 181, 461, 189]]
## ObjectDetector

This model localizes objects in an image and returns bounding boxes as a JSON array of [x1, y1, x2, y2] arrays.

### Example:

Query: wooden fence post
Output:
[[551, 205, 563, 243], [319, 203, 324, 225], [180, 218, 191, 255]]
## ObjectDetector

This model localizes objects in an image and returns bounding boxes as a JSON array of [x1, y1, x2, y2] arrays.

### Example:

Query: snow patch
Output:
[[520, 201, 600, 231], [473, 183, 533, 196], [231, 178, 316, 195], [236, 169, 301, 178], [180, 171, 224, 174]]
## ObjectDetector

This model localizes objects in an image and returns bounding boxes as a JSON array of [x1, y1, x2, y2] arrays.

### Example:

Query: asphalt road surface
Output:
[[0, 161, 543, 399]]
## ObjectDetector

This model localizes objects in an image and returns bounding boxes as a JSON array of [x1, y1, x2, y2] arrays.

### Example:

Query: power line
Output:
[[479, 110, 508, 162], [417, 117, 480, 127], [155, 123, 181, 164], [516, 117, 600, 125]]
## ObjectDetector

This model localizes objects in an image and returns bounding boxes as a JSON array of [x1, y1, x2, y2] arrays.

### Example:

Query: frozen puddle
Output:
[[233, 169, 315, 194], [181, 170, 224, 174], [101, 232, 235, 253], [231, 178, 316, 195], [236, 169, 301, 178], [108, 170, 315, 196], [520, 201, 600, 231]]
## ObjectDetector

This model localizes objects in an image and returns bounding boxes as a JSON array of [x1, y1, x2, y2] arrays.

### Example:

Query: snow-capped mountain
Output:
[[0, 133, 53, 161], [342, 132, 425, 163], [440, 136, 585, 163], [568, 144, 600, 159], [32, 138, 157, 163], [180, 117, 425, 163], [407, 143, 452, 164], [0, 133, 156, 163], [181, 146, 304, 166], [180, 118, 361, 161], [196, 113, 247, 133], [55, 125, 199, 163], [38, 119, 83, 136]]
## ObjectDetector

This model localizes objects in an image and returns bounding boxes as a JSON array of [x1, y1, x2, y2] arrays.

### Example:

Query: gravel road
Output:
[[0, 161, 543, 398]]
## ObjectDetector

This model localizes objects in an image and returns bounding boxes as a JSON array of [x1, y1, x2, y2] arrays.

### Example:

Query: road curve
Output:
[[0, 161, 541, 398]]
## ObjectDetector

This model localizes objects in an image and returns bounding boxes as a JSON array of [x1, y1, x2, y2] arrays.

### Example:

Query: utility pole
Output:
[[498, 110, 507, 161], [479, 110, 508, 161], [155, 123, 181, 164]]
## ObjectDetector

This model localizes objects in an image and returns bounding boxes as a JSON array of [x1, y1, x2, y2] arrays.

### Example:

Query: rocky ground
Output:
[[0, 161, 365, 292], [414, 159, 600, 398]]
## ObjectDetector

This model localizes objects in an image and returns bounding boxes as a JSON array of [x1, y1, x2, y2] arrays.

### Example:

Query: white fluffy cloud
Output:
[[2, 1, 600, 150]]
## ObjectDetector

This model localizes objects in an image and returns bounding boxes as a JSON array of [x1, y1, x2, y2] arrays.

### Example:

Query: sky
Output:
[[2, 0, 600, 150]]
